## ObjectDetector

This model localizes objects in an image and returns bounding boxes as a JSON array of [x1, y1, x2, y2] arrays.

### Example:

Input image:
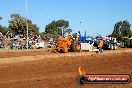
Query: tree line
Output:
[[0, 14, 72, 38], [0, 13, 132, 41], [0, 14, 39, 36], [109, 20, 132, 40]]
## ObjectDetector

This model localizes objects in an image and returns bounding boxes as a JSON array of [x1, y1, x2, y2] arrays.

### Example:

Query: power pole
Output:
[[26, 0, 29, 49]]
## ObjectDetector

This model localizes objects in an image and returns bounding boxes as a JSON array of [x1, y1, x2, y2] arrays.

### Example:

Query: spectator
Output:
[[6, 31, 9, 38], [9, 32, 13, 39], [10, 39, 14, 49], [0, 32, 4, 41], [98, 38, 104, 53], [0, 31, 2, 36]]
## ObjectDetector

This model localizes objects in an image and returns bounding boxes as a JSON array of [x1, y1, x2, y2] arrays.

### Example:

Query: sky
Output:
[[0, 0, 132, 37]]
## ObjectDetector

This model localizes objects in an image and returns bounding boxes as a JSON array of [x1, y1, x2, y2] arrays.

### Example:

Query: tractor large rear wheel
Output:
[[71, 41, 81, 52]]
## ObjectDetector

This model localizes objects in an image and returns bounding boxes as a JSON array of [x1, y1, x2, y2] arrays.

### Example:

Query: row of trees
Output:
[[0, 14, 39, 36], [9, 14, 39, 35], [45, 19, 72, 36], [0, 14, 72, 38], [1, 14, 132, 40], [109, 20, 132, 40], [45, 20, 132, 40]]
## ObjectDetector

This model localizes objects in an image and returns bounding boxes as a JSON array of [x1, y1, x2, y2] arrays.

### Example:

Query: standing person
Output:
[[75, 33, 78, 41], [0, 31, 4, 42], [98, 38, 104, 53], [10, 39, 14, 49], [6, 31, 9, 38]]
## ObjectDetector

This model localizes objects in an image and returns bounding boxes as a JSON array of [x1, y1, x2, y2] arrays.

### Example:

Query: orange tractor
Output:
[[53, 35, 81, 53]]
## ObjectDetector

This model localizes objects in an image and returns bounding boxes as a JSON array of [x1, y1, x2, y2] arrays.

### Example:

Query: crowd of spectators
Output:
[[0, 31, 45, 49]]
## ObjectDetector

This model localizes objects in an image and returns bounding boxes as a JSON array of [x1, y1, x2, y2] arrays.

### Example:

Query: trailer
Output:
[[80, 41, 99, 52]]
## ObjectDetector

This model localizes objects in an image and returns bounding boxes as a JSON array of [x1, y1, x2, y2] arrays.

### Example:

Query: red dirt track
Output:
[[0, 49, 132, 88]]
